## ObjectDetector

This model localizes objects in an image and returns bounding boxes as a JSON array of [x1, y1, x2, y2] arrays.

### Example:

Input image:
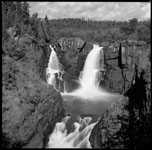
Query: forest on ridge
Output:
[[2, 1, 151, 49]]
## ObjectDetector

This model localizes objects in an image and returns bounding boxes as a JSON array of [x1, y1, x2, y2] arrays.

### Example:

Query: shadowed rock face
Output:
[[2, 37, 65, 148], [89, 40, 151, 149]]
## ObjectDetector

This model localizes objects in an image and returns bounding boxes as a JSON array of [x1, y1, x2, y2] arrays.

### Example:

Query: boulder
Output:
[[89, 96, 129, 149], [2, 36, 65, 148]]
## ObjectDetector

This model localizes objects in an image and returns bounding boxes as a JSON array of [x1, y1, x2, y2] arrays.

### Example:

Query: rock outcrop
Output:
[[89, 40, 151, 149], [54, 37, 93, 92], [89, 96, 130, 149], [2, 36, 65, 148], [100, 40, 150, 93]]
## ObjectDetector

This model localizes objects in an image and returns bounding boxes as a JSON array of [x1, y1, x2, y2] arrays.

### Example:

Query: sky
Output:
[[28, 2, 151, 21]]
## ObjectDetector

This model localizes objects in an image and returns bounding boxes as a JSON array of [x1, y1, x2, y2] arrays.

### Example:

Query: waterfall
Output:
[[81, 44, 103, 88], [47, 44, 121, 149], [62, 44, 108, 99], [46, 45, 65, 91], [47, 116, 96, 148], [48, 45, 60, 70]]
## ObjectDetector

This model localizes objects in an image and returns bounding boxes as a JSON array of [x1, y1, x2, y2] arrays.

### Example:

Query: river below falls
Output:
[[62, 94, 121, 132], [46, 44, 122, 148], [46, 93, 121, 148]]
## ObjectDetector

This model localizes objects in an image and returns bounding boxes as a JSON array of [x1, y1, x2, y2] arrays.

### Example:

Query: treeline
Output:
[[2, 1, 151, 48], [47, 17, 150, 44]]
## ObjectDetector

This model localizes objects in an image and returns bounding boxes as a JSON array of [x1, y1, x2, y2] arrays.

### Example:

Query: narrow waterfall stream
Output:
[[46, 44, 121, 148], [46, 45, 64, 91]]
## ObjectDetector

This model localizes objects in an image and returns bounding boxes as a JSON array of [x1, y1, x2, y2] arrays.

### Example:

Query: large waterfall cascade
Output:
[[80, 44, 104, 88], [62, 44, 109, 99]]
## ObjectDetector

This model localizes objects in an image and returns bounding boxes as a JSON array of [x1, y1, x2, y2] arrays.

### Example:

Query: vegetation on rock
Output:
[[2, 2, 65, 148]]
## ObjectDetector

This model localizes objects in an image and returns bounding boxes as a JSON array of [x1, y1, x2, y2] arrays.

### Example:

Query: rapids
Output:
[[47, 116, 96, 148]]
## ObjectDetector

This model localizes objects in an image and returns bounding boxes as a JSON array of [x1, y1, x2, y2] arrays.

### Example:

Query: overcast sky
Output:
[[29, 2, 150, 21]]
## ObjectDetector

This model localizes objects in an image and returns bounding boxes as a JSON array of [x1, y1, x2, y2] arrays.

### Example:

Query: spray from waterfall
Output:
[[62, 44, 113, 100]]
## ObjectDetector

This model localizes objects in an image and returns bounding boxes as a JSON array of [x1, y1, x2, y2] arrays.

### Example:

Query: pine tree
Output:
[[45, 15, 48, 21]]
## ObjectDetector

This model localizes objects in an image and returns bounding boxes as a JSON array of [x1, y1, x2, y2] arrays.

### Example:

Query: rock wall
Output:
[[99, 40, 150, 93], [2, 36, 65, 148], [55, 37, 93, 92], [89, 40, 151, 149], [53, 38, 150, 95]]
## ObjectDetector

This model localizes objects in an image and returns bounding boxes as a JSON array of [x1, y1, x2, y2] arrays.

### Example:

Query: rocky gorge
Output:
[[89, 40, 151, 149], [2, 2, 151, 149], [52, 38, 151, 149], [2, 34, 151, 148]]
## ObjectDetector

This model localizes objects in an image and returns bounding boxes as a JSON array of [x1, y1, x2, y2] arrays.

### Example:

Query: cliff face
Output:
[[2, 36, 65, 148], [54, 38, 150, 96], [100, 40, 150, 93], [55, 37, 93, 92], [89, 40, 151, 149]]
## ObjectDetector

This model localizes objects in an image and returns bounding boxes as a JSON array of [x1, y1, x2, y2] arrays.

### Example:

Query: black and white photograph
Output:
[[2, 1, 151, 149]]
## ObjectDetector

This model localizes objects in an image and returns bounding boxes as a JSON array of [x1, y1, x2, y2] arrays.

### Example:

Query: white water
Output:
[[62, 44, 112, 100], [47, 44, 120, 148], [46, 45, 64, 90], [47, 116, 96, 148], [81, 44, 102, 87]]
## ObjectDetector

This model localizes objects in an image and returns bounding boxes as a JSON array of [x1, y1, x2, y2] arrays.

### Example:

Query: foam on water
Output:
[[62, 44, 114, 100], [47, 116, 96, 148]]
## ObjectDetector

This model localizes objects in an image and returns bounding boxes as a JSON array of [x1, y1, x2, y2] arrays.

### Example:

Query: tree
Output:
[[136, 24, 150, 43], [108, 28, 124, 41], [129, 18, 138, 33], [30, 13, 39, 37], [45, 15, 48, 21], [21, 2, 30, 25]]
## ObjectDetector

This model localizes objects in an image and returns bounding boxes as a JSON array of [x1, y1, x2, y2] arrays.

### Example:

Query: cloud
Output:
[[37, 2, 49, 6], [29, 2, 150, 21]]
